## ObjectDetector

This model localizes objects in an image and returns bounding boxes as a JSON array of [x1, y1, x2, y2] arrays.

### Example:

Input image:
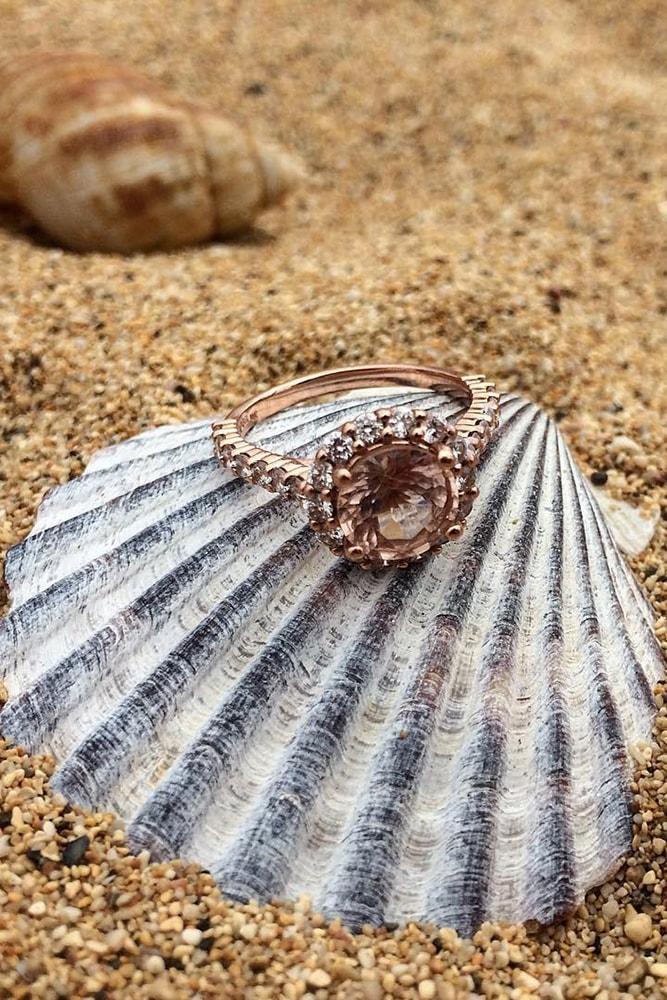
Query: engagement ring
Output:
[[213, 364, 499, 569]]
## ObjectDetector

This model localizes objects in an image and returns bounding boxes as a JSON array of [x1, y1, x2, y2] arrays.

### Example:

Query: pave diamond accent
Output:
[[268, 468, 285, 491], [230, 456, 248, 477], [250, 462, 268, 484], [303, 497, 334, 522], [385, 409, 415, 439], [328, 435, 354, 464], [422, 417, 447, 444], [278, 476, 299, 497], [308, 461, 333, 490], [324, 526, 344, 547], [354, 413, 383, 445]]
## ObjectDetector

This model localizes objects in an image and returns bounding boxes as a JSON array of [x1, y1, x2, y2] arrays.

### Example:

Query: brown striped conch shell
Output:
[[0, 51, 303, 252]]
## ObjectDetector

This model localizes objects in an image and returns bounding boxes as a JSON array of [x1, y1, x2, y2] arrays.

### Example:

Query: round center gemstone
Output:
[[336, 443, 456, 562]]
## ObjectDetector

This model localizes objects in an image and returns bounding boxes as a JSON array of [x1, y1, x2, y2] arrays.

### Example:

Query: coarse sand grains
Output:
[[0, 0, 666, 996]]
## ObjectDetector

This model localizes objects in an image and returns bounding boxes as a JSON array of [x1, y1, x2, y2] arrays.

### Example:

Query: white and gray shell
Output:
[[0, 391, 662, 935]]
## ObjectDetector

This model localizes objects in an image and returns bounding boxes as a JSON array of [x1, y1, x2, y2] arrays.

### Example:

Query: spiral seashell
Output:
[[0, 391, 663, 934], [0, 51, 303, 252]]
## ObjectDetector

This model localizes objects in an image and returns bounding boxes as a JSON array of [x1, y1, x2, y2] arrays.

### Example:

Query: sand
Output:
[[0, 0, 666, 996]]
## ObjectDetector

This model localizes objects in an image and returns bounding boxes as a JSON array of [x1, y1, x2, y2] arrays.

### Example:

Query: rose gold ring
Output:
[[212, 364, 499, 569]]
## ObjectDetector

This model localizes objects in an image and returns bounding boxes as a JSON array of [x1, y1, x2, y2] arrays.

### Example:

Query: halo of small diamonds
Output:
[[297, 406, 481, 568]]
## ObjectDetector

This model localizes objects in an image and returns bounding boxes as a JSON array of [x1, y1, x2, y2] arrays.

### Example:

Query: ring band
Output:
[[212, 364, 499, 568]]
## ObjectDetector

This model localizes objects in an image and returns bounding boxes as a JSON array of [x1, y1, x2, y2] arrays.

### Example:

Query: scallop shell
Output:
[[592, 489, 661, 559], [0, 51, 302, 252], [0, 392, 663, 935]]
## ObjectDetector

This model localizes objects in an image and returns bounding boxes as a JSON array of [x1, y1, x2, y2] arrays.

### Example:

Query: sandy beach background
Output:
[[0, 0, 666, 996]]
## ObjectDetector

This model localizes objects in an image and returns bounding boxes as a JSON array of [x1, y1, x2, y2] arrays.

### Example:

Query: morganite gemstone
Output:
[[336, 443, 456, 562]]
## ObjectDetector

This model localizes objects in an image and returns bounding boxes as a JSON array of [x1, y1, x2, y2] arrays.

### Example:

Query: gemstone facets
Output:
[[335, 442, 457, 564], [303, 407, 478, 567]]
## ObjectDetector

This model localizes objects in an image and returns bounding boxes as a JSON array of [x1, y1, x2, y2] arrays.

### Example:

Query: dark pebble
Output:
[[617, 956, 649, 987], [244, 81, 267, 96], [26, 849, 45, 867], [61, 834, 90, 866], [0, 811, 12, 828], [591, 470, 608, 486], [174, 383, 196, 403]]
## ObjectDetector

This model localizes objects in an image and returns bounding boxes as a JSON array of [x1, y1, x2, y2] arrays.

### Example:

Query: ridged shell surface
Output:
[[0, 391, 663, 935]]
